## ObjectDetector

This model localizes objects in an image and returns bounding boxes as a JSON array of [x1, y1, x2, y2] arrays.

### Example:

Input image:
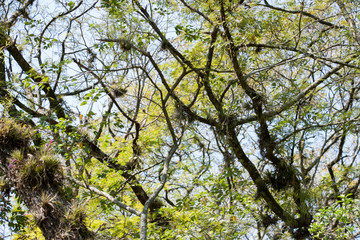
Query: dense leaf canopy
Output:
[[1, 0, 360, 239]]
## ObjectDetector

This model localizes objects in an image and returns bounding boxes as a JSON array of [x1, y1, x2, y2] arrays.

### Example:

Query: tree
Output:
[[1, 0, 360, 239]]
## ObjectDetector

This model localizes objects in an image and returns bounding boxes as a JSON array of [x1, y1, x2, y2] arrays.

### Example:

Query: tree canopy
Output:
[[1, 0, 360, 239]]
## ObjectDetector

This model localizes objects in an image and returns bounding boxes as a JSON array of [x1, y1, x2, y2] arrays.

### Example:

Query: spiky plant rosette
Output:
[[9, 143, 64, 190], [33, 191, 62, 223], [62, 200, 93, 239]]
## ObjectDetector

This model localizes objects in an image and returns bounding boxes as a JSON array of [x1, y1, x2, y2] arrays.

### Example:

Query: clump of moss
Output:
[[0, 118, 33, 150], [110, 84, 127, 98]]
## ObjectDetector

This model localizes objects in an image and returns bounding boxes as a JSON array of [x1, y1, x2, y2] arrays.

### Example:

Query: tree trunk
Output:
[[0, 119, 94, 240]]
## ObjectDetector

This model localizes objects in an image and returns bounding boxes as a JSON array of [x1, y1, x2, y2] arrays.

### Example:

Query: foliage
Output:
[[1, 0, 360, 239], [309, 194, 360, 240]]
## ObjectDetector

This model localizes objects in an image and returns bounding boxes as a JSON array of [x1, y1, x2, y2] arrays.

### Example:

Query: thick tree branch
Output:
[[6, 42, 66, 118], [226, 127, 298, 228]]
